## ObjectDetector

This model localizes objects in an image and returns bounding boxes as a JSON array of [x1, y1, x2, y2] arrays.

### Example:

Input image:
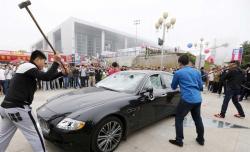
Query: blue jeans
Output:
[[73, 76, 80, 88], [175, 99, 204, 143], [220, 89, 245, 117], [63, 76, 69, 89]]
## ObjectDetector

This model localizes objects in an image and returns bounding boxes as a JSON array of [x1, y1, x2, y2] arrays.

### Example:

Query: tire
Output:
[[91, 116, 124, 152]]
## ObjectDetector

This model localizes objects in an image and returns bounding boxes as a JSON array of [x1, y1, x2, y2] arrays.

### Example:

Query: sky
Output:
[[0, 0, 250, 64]]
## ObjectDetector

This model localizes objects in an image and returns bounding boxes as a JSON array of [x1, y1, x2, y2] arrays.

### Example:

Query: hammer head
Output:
[[18, 0, 31, 9]]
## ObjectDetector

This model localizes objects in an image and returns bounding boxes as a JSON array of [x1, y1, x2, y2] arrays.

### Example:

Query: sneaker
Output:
[[169, 139, 183, 147], [234, 114, 245, 119], [196, 138, 205, 146], [214, 114, 225, 118]]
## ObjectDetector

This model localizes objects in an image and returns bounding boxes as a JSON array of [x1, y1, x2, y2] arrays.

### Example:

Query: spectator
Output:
[[200, 67, 207, 84], [95, 66, 102, 83], [240, 65, 250, 101], [88, 65, 96, 87], [213, 69, 220, 93], [208, 69, 214, 91], [42, 64, 50, 90], [4, 64, 13, 94], [108, 62, 120, 76], [218, 67, 228, 96], [0, 66, 5, 95], [68, 66, 74, 88], [63, 65, 69, 89], [80, 65, 88, 87], [72, 66, 80, 88]]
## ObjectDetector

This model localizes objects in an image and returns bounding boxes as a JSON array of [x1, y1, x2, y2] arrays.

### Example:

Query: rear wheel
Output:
[[92, 116, 124, 152]]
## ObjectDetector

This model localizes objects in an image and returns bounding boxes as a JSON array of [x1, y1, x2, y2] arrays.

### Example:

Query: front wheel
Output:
[[92, 116, 124, 152]]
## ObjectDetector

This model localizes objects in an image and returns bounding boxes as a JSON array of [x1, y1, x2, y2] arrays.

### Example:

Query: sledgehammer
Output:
[[18, 0, 67, 72]]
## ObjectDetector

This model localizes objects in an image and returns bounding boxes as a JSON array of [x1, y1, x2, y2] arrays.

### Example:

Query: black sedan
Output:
[[37, 70, 180, 152]]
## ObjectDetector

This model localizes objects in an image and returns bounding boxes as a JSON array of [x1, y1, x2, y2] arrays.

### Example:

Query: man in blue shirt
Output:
[[169, 55, 205, 147]]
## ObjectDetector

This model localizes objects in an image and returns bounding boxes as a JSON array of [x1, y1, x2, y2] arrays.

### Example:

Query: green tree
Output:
[[242, 41, 250, 66]]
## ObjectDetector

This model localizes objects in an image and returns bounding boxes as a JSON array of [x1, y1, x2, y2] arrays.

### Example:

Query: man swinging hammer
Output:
[[0, 50, 68, 152]]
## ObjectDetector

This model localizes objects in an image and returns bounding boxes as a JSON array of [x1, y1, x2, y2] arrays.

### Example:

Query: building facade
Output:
[[31, 17, 153, 58]]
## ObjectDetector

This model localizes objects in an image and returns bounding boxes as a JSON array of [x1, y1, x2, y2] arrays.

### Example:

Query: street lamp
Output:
[[194, 38, 209, 69], [199, 38, 204, 69], [155, 12, 176, 70], [134, 19, 140, 48]]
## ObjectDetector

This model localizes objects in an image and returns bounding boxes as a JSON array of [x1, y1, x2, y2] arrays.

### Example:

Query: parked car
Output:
[[37, 70, 180, 152]]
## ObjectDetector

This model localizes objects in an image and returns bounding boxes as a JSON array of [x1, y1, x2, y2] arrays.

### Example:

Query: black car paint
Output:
[[37, 71, 180, 152]]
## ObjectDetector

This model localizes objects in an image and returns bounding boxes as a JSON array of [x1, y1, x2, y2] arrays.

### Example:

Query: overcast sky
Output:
[[0, 0, 250, 64]]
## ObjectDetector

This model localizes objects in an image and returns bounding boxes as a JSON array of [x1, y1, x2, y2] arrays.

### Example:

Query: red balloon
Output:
[[204, 49, 210, 54]]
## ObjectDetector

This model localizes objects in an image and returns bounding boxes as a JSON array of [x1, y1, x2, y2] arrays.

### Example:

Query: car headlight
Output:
[[56, 118, 85, 130]]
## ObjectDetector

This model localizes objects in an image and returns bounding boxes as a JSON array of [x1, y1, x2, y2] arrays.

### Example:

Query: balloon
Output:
[[204, 49, 210, 54], [187, 43, 193, 48]]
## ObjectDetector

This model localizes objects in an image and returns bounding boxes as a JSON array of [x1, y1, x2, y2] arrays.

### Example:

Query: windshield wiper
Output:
[[98, 86, 119, 92]]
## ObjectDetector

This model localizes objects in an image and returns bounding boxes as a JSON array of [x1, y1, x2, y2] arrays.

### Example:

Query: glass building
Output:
[[31, 17, 153, 57]]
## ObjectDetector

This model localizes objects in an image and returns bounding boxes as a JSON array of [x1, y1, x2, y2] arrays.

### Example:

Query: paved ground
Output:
[[1, 89, 250, 152]]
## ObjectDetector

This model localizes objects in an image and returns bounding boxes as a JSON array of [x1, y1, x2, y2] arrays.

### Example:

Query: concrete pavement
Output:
[[1, 89, 249, 152]]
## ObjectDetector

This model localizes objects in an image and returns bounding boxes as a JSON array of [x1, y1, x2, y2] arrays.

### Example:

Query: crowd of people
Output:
[[0, 64, 17, 95]]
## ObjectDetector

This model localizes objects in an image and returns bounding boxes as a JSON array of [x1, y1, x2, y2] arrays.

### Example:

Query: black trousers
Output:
[[220, 89, 245, 117], [208, 81, 214, 91], [175, 100, 204, 143], [80, 76, 87, 87], [218, 81, 223, 95], [212, 82, 219, 93]]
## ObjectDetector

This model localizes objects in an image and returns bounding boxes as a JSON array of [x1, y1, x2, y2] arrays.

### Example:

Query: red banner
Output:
[[47, 54, 71, 63], [0, 55, 30, 62]]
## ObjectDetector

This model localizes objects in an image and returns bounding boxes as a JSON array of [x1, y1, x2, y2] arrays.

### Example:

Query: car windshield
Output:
[[96, 72, 145, 93]]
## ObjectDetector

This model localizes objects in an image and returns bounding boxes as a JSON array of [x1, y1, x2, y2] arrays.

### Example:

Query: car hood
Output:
[[42, 87, 132, 114]]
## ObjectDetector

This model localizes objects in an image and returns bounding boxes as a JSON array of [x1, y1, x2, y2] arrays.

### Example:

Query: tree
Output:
[[242, 41, 250, 66]]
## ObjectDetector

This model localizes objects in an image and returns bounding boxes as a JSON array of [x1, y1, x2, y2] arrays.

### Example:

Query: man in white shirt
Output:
[[0, 66, 6, 95], [80, 65, 88, 87], [42, 64, 50, 90], [208, 69, 215, 92], [4, 64, 14, 94]]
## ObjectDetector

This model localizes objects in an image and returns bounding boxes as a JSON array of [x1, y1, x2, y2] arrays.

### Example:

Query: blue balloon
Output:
[[187, 43, 193, 48]]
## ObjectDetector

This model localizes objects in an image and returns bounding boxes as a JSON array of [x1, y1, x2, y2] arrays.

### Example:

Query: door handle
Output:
[[161, 93, 167, 97]]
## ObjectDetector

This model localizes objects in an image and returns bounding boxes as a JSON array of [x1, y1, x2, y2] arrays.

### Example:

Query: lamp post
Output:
[[134, 20, 140, 48], [155, 12, 176, 70], [194, 38, 209, 69], [199, 38, 204, 69]]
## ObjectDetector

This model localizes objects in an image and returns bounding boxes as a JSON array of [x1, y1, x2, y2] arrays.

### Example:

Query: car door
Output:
[[160, 73, 181, 115], [127, 74, 166, 129], [148, 74, 172, 120], [135, 76, 158, 128]]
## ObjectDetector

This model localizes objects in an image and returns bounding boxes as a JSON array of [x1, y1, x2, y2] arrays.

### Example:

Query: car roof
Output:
[[119, 70, 173, 76]]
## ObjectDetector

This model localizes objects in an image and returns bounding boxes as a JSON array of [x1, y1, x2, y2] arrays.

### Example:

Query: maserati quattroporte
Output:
[[37, 70, 180, 152]]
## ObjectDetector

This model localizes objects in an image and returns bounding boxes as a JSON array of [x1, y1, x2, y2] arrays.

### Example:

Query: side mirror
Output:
[[141, 86, 153, 94], [140, 87, 154, 101], [146, 87, 153, 94]]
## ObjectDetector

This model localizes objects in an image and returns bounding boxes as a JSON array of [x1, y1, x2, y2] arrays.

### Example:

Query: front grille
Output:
[[38, 118, 50, 134]]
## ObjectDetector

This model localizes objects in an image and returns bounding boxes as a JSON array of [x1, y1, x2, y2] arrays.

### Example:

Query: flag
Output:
[[231, 48, 243, 61]]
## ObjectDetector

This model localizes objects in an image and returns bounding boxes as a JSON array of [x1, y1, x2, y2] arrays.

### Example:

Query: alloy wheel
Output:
[[97, 121, 123, 152]]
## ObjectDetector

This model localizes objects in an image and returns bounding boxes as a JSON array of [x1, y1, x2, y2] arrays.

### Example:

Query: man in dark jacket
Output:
[[72, 66, 80, 88], [214, 61, 245, 118], [0, 50, 67, 152]]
